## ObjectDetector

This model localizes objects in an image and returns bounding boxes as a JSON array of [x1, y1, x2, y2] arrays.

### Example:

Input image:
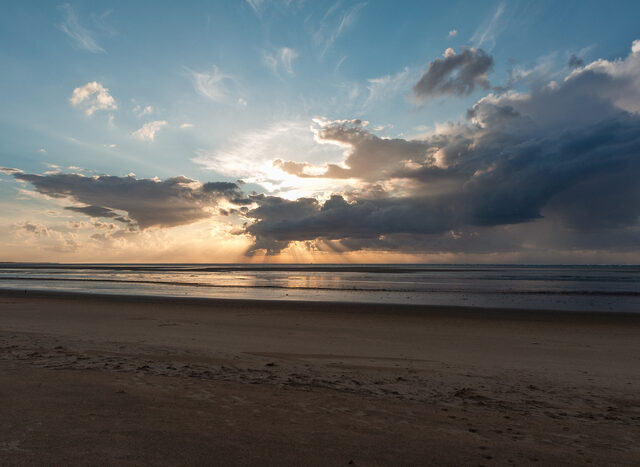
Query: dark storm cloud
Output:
[[413, 47, 494, 100], [12, 172, 244, 229], [243, 41, 640, 254], [568, 54, 584, 68], [202, 181, 239, 193], [244, 194, 465, 254], [64, 205, 119, 218]]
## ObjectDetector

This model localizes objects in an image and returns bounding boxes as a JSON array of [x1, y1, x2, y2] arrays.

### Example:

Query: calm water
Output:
[[0, 263, 639, 312]]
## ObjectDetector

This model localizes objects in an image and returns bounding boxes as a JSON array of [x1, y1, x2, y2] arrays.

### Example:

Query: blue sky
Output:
[[1, 1, 639, 262]]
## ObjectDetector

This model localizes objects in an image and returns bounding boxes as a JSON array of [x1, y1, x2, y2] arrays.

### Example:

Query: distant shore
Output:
[[1, 290, 639, 465]]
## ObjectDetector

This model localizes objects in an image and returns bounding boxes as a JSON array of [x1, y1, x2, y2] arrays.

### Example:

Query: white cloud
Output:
[[263, 47, 299, 76], [39, 148, 47, 153], [246, 0, 264, 14], [131, 120, 168, 142], [133, 105, 153, 117], [188, 66, 238, 103], [448, 29, 458, 38], [470, 1, 506, 50], [372, 124, 394, 132], [179, 123, 194, 129], [70, 81, 117, 115], [314, 2, 366, 58], [57, 4, 105, 53]]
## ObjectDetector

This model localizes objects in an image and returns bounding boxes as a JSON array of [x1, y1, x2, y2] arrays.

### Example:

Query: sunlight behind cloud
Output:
[[193, 120, 356, 199]]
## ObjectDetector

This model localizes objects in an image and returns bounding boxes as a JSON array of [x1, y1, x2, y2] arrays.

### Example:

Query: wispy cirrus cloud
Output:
[[57, 3, 105, 53], [365, 67, 414, 107], [470, 1, 506, 51], [70, 81, 117, 115], [314, 2, 366, 58], [246, 0, 264, 15], [262, 47, 299, 77], [187, 66, 245, 106]]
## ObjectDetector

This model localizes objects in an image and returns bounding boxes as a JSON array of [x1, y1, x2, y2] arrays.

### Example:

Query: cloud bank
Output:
[[10, 172, 247, 230], [241, 40, 640, 255]]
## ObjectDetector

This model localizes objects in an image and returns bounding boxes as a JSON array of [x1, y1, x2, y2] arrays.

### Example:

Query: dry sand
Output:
[[1, 290, 639, 466]]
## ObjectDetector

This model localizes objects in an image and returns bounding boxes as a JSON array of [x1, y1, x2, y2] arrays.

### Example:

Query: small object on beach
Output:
[[265, 362, 276, 367]]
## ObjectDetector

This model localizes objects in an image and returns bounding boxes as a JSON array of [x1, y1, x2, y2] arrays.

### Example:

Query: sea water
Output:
[[0, 263, 638, 312]]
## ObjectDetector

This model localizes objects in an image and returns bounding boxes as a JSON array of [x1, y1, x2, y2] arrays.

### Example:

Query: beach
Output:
[[1, 290, 639, 465]]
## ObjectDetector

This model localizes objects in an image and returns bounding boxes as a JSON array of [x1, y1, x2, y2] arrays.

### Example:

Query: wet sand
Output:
[[1, 290, 639, 465]]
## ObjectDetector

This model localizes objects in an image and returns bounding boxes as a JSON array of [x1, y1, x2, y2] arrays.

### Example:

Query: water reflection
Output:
[[0, 264, 638, 312]]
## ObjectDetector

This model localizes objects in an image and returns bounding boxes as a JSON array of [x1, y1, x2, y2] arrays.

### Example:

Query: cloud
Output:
[[314, 2, 366, 57], [10, 172, 247, 230], [133, 105, 154, 117], [193, 120, 348, 196], [58, 4, 105, 53], [568, 54, 584, 68], [470, 1, 506, 50], [448, 29, 458, 38], [239, 40, 640, 254], [365, 67, 413, 106], [507, 53, 559, 88], [180, 123, 194, 129], [15, 221, 51, 237], [70, 81, 117, 115], [0, 167, 23, 175], [413, 47, 493, 100], [188, 66, 240, 104], [263, 47, 299, 76], [12, 221, 79, 253], [246, 0, 264, 14], [131, 120, 168, 141], [64, 205, 121, 219]]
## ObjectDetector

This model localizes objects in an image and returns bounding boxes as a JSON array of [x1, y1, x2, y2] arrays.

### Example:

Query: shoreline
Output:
[[1, 288, 639, 320]]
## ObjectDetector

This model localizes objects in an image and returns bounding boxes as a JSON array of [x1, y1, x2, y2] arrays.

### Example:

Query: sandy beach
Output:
[[1, 290, 639, 466]]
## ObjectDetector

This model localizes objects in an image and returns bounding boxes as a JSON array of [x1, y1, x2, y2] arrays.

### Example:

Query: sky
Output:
[[1, 0, 639, 263]]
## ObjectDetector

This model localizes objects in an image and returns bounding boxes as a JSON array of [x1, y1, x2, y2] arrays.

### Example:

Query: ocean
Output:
[[0, 263, 638, 312]]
